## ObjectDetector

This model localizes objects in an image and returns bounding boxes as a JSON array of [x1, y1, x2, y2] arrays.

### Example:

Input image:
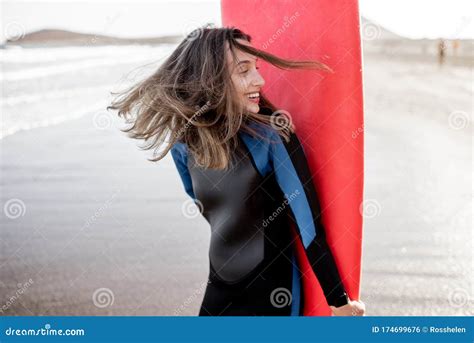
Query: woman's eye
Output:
[[240, 66, 259, 74]]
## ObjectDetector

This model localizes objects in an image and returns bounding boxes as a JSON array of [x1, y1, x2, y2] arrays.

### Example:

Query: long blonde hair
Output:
[[108, 26, 331, 170]]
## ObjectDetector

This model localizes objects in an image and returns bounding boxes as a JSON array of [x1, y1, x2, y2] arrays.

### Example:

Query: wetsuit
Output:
[[170, 107, 349, 316]]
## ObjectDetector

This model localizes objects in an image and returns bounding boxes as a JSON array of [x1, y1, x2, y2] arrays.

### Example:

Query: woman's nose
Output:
[[252, 71, 265, 87]]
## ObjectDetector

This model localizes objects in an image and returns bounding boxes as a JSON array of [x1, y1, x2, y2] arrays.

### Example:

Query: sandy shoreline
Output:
[[1, 54, 472, 316], [0, 110, 210, 315]]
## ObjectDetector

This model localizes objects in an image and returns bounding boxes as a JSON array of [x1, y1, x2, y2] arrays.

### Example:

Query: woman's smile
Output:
[[228, 38, 265, 114], [245, 91, 260, 104]]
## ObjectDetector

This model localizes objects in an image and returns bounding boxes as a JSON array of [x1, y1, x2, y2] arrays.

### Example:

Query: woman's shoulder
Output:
[[170, 140, 189, 158], [244, 107, 293, 140]]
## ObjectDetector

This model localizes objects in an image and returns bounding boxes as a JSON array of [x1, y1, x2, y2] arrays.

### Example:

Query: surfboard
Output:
[[221, 0, 364, 316]]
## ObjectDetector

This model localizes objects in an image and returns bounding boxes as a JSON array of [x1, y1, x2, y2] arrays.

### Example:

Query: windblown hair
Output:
[[108, 26, 332, 170]]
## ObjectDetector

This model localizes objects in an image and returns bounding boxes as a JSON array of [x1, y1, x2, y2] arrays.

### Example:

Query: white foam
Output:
[[0, 45, 176, 81], [0, 101, 107, 140], [2, 55, 155, 81], [0, 44, 176, 63], [2, 84, 114, 106]]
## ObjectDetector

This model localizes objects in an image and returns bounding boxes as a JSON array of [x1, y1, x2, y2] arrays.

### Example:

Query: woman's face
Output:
[[227, 39, 265, 114]]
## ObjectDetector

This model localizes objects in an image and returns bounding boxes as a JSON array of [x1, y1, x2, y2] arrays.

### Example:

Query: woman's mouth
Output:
[[246, 92, 260, 104]]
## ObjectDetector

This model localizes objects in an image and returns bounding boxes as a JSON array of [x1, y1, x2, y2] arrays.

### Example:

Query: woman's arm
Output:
[[170, 142, 196, 200], [268, 129, 349, 308]]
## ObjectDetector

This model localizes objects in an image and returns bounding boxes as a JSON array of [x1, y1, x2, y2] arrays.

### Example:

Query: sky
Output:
[[0, 0, 473, 44]]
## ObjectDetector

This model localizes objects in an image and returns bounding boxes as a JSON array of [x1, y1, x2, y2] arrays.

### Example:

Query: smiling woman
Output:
[[230, 49, 264, 114], [108, 26, 331, 170], [108, 25, 365, 316]]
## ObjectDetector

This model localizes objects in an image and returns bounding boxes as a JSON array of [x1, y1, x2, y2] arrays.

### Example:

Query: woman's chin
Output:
[[246, 103, 260, 114]]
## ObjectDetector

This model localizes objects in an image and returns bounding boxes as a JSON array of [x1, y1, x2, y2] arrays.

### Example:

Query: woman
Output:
[[109, 26, 366, 316]]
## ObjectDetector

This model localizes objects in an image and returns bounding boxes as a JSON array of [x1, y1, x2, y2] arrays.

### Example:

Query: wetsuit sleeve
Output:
[[170, 142, 196, 200], [269, 130, 349, 308]]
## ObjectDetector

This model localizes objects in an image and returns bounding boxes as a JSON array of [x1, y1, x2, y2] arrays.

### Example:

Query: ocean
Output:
[[1, 44, 177, 139]]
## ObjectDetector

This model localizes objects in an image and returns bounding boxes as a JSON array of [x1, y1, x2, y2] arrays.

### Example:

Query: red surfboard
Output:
[[221, 0, 364, 316]]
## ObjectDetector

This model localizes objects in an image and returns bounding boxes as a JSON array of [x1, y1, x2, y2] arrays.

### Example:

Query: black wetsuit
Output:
[[171, 108, 348, 316]]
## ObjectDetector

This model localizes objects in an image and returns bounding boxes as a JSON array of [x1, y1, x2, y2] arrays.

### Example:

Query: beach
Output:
[[0, 45, 472, 316]]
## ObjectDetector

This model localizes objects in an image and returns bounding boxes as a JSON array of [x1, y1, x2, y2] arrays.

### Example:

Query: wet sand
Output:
[[0, 54, 472, 316]]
